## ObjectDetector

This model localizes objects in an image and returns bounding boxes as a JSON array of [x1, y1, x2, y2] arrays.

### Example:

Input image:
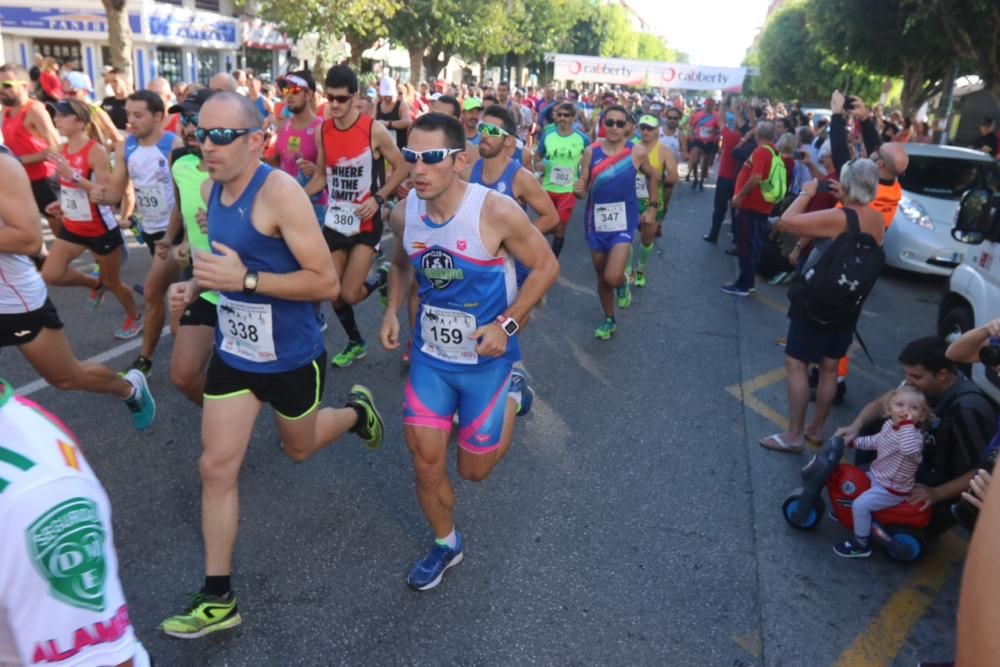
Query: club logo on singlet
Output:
[[26, 497, 108, 611], [421, 249, 464, 289]]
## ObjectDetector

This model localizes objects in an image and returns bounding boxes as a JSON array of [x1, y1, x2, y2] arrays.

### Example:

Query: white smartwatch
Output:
[[495, 315, 519, 336]]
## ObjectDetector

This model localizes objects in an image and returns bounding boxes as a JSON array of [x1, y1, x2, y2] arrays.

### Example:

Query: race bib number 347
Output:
[[594, 201, 628, 233]]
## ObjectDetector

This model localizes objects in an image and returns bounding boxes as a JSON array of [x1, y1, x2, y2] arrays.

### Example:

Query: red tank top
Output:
[[3, 101, 55, 181], [163, 113, 180, 135], [58, 140, 104, 236], [321, 114, 383, 233]]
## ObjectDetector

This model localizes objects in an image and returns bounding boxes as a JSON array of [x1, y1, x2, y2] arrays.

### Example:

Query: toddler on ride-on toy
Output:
[[835, 386, 931, 558]]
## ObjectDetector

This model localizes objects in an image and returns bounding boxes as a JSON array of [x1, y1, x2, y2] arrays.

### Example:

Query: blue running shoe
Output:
[[509, 368, 533, 416], [123, 369, 156, 430], [407, 532, 464, 591]]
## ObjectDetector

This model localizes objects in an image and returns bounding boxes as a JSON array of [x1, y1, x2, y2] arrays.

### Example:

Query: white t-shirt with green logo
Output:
[[0, 391, 149, 667]]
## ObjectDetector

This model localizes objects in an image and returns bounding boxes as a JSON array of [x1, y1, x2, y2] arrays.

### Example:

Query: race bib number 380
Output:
[[420, 305, 478, 364], [594, 201, 628, 233], [324, 201, 362, 236], [218, 296, 277, 363], [27, 497, 107, 611]]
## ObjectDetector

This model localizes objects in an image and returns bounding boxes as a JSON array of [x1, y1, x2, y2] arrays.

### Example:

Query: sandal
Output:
[[759, 433, 804, 454], [804, 433, 824, 447]]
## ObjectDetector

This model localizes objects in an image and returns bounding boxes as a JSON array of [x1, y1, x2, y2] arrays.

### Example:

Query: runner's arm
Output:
[[489, 194, 559, 328], [514, 167, 559, 234], [661, 146, 679, 186], [634, 145, 660, 205], [195, 172, 339, 302], [0, 154, 43, 255], [304, 131, 326, 197], [393, 100, 413, 133], [19, 104, 59, 164], [94, 143, 130, 205], [385, 202, 413, 315], [573, 146, 593, 200], [372, 122, 409, 201]]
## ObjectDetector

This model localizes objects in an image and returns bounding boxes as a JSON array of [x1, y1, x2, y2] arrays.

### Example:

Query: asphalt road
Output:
[[4, 177, 965, 666]]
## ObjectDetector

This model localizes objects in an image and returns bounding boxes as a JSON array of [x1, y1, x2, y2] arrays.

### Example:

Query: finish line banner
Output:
[[549, 54, 746, 92]]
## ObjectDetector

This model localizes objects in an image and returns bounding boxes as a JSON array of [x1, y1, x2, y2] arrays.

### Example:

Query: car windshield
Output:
[[899, 155, 1000, 200]]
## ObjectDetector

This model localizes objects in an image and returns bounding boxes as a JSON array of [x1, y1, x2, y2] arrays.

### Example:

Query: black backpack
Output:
[[788, 207, 884, 327]]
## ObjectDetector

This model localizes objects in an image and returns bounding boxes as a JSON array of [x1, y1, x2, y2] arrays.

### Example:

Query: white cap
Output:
[[429, 92, 442, 101], [379, 77, 395, 97]]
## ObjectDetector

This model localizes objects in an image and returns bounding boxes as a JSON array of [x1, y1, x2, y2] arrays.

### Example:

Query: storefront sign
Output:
[[240, 18, 290, 50], [0, 6, 141, 36], [147, 5, 237, 47], [550, 53, 746, 92]]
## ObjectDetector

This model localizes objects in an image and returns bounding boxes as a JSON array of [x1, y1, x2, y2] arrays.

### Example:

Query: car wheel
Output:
[[940, 304, 974, 377]]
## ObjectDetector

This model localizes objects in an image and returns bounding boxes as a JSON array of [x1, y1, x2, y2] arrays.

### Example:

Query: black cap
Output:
[[168, 87, 216, 115], [276, 70, 316, 92]]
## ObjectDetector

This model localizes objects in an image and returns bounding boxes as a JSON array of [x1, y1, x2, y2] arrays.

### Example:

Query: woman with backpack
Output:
[[760, 158, 884, 454]]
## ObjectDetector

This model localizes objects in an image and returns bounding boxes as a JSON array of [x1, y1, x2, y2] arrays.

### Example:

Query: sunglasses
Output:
[[281, 86, 304, 96], [195, 127, 261, 146], [555, 112, 573, 118], [639, 124, 657, 131], [325, 94, 353, 104], [180, 112, 199, 127], [402, 147, 464, 164], [478, 122, 509, 138], [666, 116, 681, 121], [604, 119, 627, 128], [0, 80, 27, 89]]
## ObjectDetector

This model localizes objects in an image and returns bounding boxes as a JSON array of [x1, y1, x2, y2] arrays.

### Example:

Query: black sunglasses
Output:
[[195, 127, 261, 146], [326, 93, 353, 104], [604, 119, 627, 128]]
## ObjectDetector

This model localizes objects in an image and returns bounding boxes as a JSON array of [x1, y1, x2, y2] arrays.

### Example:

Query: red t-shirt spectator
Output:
[[38, 70, 63, 102], [735, 142, 778, 215], [717, 127, 744, 180]]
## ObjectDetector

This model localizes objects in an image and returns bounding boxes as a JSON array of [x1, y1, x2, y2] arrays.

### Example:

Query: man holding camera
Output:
[[835, 336, 997, 536]]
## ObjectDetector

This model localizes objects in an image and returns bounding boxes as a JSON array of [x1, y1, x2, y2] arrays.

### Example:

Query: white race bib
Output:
[[420, 305, 478, 365], [324, 201, 362, 236], [60, 186, 92, 222], [218, 296, 277, 363], [550, 166, 574, 186], [594, 201, 628, 233], [698, 125, 714, 139], [635, 174, 650, 200], [134, 184, 170, 220]]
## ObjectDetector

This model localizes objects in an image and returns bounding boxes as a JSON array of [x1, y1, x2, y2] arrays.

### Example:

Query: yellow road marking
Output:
[[726, 367, 789, 430], [834, 532, 967, 667], [752, 291, 788, 316]]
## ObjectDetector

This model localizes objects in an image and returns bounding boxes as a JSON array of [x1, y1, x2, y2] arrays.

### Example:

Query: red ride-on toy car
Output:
[[781, 436, 931, 562]]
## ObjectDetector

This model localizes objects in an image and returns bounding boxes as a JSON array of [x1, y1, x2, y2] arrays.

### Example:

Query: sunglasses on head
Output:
[[478, 122, 509, 138], [195, 127, 261, 146], [604, 119, 627, 129], [325, 93, 353, 104], [180, 112, 199, 127], [402, 147, 464, 164]]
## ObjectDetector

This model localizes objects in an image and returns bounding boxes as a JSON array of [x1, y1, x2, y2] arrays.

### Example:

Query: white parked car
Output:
[[882, 144, 999, 276]]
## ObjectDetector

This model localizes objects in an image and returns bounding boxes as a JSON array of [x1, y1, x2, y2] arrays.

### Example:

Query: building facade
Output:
[[0, 0, 289, 92]]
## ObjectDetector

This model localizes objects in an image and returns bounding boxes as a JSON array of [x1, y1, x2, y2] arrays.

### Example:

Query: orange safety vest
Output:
[[872, 179, 902, 229]]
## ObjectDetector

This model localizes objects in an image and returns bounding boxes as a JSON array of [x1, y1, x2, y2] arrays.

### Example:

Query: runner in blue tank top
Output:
[[379, 113, 559, 592], [467, 105, 558, 290], [573, 104, 659, 340], [160, 92, 386, 640]]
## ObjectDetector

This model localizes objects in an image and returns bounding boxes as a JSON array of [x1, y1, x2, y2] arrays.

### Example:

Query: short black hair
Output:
[[325, 65, 358, 94], [984, 117, 995, 126], [482, 95, 498, 106], [898, 336, 954, 374], [603, 104, 628, 120], [127, 89, 165, 116], [411, 112, 465, 151], [556, 102, 576, 116], [435, 94, 461, 119], [482, 104, 517, 136]]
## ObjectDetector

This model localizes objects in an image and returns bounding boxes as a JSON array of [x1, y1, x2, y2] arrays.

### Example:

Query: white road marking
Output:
[[14, 326, 171, 397]]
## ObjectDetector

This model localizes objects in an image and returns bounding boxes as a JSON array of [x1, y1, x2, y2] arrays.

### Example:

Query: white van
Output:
[[939, 186, 1000, 402]]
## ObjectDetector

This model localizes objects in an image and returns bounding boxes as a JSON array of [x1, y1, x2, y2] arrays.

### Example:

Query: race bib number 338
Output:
[[218, 296, 277, 363]]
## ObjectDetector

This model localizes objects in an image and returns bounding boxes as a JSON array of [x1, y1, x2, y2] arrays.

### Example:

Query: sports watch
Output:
[[373, 193, 386, 207], [496, 315, 519, 336], [242, 269, 259, 295]]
